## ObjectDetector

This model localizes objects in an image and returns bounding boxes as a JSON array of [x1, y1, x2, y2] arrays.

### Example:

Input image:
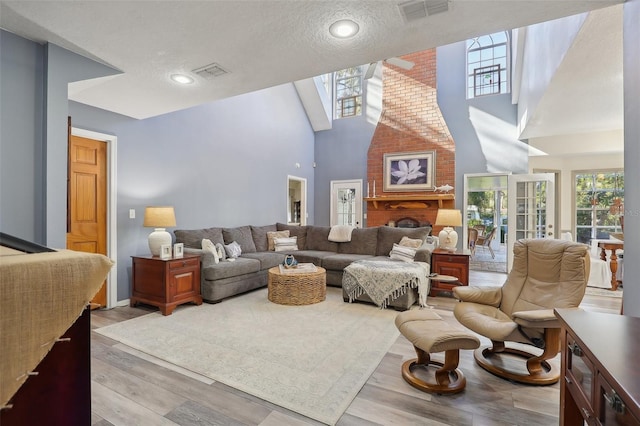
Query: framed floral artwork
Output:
[[383, 151, 435, 192]]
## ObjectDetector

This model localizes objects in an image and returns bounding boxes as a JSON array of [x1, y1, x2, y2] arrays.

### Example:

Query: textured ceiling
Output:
[[0, 0, 624, 145]]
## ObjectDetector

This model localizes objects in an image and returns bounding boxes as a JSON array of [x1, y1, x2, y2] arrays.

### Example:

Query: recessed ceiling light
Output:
[[170, 74, 194, 84], [329, 19, 359, 38]]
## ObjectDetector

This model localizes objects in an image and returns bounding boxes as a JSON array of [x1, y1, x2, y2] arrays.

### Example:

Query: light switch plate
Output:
[[129, 209, 136, 219]]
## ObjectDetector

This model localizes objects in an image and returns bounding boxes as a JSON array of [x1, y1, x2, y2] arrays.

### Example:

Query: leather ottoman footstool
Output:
[[395, 310, 480, 394]]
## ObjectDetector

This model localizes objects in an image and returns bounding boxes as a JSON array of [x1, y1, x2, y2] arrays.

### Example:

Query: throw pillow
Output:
[[267, 230, 290, 251], [224, 241, 242, 258], [202, 238, 219, 264], [215, 243, 226, 261], [399, 236, 423, 249], [389, 243, 417, 263], [274, 236, 298, 252]]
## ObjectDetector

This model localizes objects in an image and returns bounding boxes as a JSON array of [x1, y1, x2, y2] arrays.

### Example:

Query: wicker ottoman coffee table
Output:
[[267, 266, 326, 305]]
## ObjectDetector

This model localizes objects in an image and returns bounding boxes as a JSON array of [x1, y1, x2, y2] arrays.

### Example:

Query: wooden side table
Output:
[[597, 240, 624, 291], [429, 248, 470, 296], [131, 254, 202, 315]]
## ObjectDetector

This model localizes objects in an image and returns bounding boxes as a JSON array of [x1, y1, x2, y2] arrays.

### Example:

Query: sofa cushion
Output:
[[276, 223, 307, 250], [242, 252, 286, 270], [337, 227, 378, 255], [224, 241, 242, 258], [223, 226, 257, 253], [376, 227, 431, 256], [291, 250, 337, 267], [174, 227, 223, 249], [267, 230, 290, 251], [322, 253, 376, 271], [202, 258, 261, 281], [305, 226, 339, 252], [250, 224, 277, 252]]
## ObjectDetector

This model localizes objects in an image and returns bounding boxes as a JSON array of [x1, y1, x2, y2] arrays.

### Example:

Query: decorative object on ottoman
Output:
[[395, 310, 480, 394], [268, 266, 326, 305], [282, 254, 298, 268], [435, 209, 462, 251]]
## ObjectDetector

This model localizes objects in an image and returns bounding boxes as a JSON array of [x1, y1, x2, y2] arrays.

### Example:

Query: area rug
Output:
[[96, 287, 400, 425]]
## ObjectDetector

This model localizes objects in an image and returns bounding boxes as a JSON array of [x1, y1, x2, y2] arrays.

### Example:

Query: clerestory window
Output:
[[466, 31, 510, 99], [334, 67, 363, 119]]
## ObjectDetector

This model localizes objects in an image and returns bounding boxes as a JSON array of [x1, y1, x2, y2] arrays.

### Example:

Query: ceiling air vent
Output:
[[398, 0, 448, 23], [192, 63, 229, 80]]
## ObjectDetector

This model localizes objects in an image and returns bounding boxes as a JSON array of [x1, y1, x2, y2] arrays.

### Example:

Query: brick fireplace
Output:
[[366, 48, 456, 232]]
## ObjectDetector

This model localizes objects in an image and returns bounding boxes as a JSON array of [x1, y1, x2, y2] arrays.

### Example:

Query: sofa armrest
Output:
[[513, 309, 563, 329], [452, 286, 502, 307], [414, 247, 433, 263], [184, 248, 216, 268]]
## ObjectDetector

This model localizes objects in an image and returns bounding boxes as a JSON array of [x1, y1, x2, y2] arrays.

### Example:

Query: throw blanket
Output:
[[328, 225, 354, 242], [342, 260, 430, 309]]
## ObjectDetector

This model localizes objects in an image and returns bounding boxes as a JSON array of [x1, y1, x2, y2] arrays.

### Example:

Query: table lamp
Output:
[[143, 206, 176, 256], [435, 209, 462, 251]]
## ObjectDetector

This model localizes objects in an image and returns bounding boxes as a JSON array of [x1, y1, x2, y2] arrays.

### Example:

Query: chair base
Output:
[[473, 345, 559, 385], [401, 350, 467, 394]]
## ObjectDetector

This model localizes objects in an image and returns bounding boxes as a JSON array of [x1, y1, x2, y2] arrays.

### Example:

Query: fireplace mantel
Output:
[[365, 194, 454, 210]]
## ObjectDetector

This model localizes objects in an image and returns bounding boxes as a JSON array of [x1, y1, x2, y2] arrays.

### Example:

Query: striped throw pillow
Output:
[[389, 243, 417, 263], [274, 236, 298, 252]]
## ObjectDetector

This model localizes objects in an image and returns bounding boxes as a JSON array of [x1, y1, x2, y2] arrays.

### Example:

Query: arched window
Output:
[[466, 31, 509, 98]]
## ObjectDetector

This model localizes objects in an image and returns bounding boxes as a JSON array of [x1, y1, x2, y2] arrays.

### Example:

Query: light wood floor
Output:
[[90, 271, 622, 425]]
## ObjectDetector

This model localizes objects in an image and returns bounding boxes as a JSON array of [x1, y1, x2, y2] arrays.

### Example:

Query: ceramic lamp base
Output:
[[148, 228, 171, 256], [438, 227, 458, 251]]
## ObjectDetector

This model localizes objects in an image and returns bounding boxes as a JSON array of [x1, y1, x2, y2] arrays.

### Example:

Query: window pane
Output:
[[576, 210, 592, 226]]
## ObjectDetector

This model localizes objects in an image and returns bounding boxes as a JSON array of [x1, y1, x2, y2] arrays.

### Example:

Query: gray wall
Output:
[[0, 31, 44, 243], [69, 83, 315, 301], [437, 40, 528, 213], [314, 116, 375, 226], [623, 0, 639, 317]]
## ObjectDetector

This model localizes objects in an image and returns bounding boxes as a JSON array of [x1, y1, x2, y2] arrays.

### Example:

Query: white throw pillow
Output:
[[267, 230, 290, 251], [224, 241, 242, 258], [274, 236, 298, 252], [202, 238, 219, 264], [399, 236, 423, 249], [215, 243, 226, 261], [389, 243, 417, 263]]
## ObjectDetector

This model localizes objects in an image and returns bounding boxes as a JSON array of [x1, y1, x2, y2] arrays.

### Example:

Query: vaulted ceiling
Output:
[[0, 0, 624, 146]]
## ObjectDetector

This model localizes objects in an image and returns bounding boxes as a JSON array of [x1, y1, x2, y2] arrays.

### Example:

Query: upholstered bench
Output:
[[395, 310, 480, 394]]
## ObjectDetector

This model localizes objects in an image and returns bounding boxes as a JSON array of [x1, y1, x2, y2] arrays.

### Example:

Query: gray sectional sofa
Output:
[[174, 223, 434, 309]]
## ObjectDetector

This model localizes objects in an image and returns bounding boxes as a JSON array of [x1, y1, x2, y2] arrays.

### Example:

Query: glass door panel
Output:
[[330, 180, 363, 227]]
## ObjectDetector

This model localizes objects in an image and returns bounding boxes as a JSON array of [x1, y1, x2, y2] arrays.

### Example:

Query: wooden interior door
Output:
[[67, 132, 108, 307]]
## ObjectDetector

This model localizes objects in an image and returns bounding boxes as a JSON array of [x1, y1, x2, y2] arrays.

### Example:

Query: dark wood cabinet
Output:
[[556, 309, 640, 426], [131, 254, 202, 315], [429, 248, 470, 296]]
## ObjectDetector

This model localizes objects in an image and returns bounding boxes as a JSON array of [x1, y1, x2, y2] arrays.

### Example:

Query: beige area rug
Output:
[[96, 287, 401, 425], [585, 286, 623, 298]]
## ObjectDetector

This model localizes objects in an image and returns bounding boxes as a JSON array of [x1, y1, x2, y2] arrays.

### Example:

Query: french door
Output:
[[330, 180, 363, 227], [507, 173, 555, 271]]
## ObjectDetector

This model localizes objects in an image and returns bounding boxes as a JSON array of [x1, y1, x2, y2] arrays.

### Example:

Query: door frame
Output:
[[287, 175, 307, 225], [329, 179, 363, 227], [71, 127, 118, 309]]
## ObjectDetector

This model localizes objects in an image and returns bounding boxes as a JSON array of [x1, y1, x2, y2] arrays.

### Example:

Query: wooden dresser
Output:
[[555, 309, 640, 425]]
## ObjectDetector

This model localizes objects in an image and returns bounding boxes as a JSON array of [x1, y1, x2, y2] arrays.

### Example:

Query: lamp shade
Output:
[[143, 207, 176, 256], [435, 209, 462, 251], [435, 209, 462, 227], [143, 207, 176, 228]]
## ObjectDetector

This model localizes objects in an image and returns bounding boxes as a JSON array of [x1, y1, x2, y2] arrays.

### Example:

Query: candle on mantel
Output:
[[367, 182, 370, 198], [373, 180, 376, 198]]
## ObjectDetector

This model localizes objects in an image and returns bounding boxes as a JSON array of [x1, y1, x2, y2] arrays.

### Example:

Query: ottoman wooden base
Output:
[[395, 310, 480, 394]]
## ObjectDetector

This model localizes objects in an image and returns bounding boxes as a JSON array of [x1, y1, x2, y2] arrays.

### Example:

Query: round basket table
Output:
[[267, 266, 326, 305]]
